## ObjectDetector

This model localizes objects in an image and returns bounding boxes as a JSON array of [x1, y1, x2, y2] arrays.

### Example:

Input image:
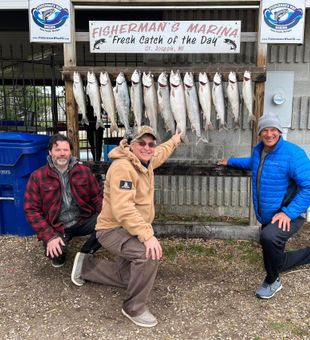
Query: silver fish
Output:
[[142, 72, 158, 135], [99, 72, 118, 134], [169, 70, 187, 142], [212, 72, 226, 129], [198, 72, 213, 131], [242, 70, 255, 122], [113, 72, 131, 133], [183, 72, 208, 144], [227, 71, 240, 128], [157, 71, 175, 134], [86, 71, 104, 129], [73, 71, 89, 126], [130, 70, 143, 128]]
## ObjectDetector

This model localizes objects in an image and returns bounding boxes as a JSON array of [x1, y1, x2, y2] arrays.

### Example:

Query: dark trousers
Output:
[[260, 216, 310, 283], [81, 228, 159, 317], [44, 214, 101, 262]]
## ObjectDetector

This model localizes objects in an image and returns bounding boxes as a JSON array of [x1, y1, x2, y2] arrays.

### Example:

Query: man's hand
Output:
[[46, 237, 65, 258], [174, 129, 183, 145], [144, 236, 162, 261], [217, 159, 228, 166], [271, 212, 291, 232]]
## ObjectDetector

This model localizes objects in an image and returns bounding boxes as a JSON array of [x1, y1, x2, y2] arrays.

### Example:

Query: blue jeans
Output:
[[260, 216, 310, 283]]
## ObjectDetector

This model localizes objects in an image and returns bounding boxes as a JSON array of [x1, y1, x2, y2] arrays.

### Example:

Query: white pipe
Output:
[[307, 207, 310, 222], [74, 5, 259, 10]]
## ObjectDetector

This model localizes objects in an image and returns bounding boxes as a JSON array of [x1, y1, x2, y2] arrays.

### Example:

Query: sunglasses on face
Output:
[[135, 140, 157, 148]]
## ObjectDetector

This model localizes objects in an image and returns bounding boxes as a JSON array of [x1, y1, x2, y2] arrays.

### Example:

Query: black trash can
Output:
[[0, 132, 49, 236]]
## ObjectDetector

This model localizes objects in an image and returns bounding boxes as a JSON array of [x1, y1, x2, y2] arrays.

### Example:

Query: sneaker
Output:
[[255, 277, 283, 299], [71, 252, 86, 286], [122, 308, 158, 328], [51, 256, 65, 268]]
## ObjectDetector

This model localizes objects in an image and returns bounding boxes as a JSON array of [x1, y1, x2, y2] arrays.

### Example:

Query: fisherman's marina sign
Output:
[[89, 21, 241, 54]]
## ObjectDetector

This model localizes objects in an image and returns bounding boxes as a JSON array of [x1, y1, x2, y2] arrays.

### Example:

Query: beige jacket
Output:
[[96, 135, 179, 242]]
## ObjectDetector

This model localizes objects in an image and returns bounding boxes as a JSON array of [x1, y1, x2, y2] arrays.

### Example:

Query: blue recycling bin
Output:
[[103, 144, 117, 162], [0, 132, 49, 236]]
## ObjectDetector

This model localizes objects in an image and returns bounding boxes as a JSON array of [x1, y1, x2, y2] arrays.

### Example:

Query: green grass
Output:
[[189, 244, 217, 256], [237, 241, 261, 264], [268, 320, 309, 337], [162, 241, 217, 261], [164, 243, 185, 259]]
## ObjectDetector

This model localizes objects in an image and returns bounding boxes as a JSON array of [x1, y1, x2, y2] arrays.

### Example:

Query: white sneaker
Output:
[[122, 308, 158, 328], [71, 252, 86, 286]]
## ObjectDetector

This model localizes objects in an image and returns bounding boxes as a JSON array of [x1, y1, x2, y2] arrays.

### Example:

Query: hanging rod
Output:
[[74, 5, 260, 10]]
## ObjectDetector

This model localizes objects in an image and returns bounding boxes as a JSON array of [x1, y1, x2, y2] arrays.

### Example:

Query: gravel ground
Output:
[[1, 224, 309, 340]]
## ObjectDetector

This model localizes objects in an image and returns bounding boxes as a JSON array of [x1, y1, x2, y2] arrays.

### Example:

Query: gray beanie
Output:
[[257, 112, 283, 135]]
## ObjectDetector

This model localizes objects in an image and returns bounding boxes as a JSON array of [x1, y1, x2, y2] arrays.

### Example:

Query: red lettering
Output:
[[187, 23, 199, 33], [128, 23, 137, 33]]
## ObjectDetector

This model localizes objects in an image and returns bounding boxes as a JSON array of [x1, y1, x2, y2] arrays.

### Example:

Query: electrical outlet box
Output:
[[263, 71, 294, 128]]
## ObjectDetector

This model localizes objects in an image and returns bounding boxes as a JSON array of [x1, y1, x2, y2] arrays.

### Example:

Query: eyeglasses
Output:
[[135, 140, 157, 148]]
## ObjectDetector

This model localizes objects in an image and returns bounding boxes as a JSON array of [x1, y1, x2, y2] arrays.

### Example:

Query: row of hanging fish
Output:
[[72, 69, 255, 144]]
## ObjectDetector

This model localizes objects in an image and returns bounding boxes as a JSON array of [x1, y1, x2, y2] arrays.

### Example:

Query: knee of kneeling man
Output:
[[260, 229, 273, 244]]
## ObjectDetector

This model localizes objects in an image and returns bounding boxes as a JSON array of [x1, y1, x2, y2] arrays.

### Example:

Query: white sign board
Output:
[[89, 21, 241, 54], [260, 0, 305, 44], [29, 0, 71, 43]]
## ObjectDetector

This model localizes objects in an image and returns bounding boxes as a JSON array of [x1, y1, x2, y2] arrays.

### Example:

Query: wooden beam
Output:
[[62, 65, 266, 82], [85, 161, 251, 177], [72, 0, 260, 4], [249, 1, 267, 226], [63, 2, 79, 157]]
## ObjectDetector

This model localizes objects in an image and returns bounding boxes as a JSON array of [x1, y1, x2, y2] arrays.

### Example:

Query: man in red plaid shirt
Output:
[[24, 134, 103, 267]]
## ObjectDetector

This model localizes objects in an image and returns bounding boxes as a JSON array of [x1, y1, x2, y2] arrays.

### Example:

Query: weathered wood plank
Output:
[[62, 65, 266, 82], [85, 161, 251, 177], [63, 2, 79, 157], [153, 221, 260, 241]]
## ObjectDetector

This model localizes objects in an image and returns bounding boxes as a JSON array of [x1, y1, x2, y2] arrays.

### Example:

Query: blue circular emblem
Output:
[[32, 3, 69, 29], [263, 3, 303, 31]]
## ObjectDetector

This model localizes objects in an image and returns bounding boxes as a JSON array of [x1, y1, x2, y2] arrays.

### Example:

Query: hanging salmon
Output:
[[73, 71, 89, 126], [183, 72, 208, 144], [113, 72, 131, 133], [86, 71, 104, 129], [157, 71, 175, 134], [99, 72, 118, 134]]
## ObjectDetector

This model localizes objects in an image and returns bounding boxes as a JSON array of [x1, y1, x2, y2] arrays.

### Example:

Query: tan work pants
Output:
[[81, 227, 159, 316]]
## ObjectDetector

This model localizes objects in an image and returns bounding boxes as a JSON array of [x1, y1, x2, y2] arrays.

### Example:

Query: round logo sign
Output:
[[263, 3, 303, 32], [31, 3, 69, 30]]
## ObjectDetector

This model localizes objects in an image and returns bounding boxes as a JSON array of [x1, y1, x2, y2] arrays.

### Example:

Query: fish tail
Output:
[[219, 122, 228, 131], [196, 136, 208, 146], [96, 119, 105, 130], [247, 114, 256, 123], [81, 117, 89, 126], [110, 122, 119, 134], [181, 134, 189, 144], [233, 119, 240, 130], [205, 121, 214, 131]]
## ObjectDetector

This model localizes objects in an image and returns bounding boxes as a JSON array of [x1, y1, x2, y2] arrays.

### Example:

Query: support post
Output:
[[63, 1, 79, 157], [249, 3, 268, 226]]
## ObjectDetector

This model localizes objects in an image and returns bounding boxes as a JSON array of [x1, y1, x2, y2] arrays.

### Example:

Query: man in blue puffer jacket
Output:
[[218, 112, 310, 299]]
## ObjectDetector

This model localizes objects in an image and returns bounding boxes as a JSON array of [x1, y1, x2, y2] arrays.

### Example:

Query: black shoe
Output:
[[51, 256, 66, 268]]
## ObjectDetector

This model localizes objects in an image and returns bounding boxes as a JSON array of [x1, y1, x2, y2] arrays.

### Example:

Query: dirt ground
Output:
[[1, 224, 309, 340]]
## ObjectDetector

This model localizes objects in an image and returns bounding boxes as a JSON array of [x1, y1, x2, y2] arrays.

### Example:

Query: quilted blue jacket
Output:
[[227, 137, 310, 224]]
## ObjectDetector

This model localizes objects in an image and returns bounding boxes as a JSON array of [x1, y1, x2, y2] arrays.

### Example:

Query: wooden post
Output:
[[249, 3, 268, 226], [63, 1, 79, 157]]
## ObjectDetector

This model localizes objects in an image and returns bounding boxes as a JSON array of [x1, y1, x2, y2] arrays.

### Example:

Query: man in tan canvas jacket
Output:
[[71, 125, 182, 328]]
